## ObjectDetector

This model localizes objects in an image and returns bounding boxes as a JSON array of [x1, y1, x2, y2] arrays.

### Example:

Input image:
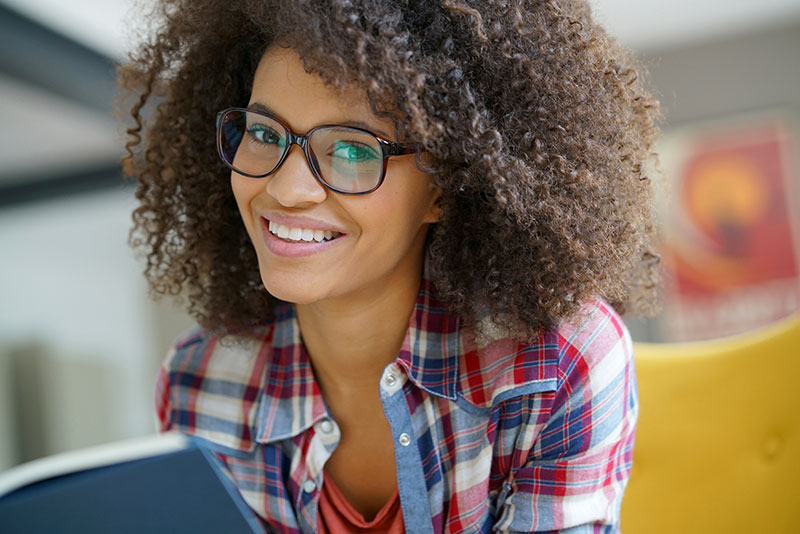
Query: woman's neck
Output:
[[295, 259, 423, 401]]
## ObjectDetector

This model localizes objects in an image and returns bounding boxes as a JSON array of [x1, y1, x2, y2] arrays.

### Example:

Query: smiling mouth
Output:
[[267, 220, 343, 243]]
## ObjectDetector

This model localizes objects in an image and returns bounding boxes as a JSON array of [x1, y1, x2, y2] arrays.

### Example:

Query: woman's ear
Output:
[[415, 150, 438, 174], [424, 182, 443, 223], [416, 151, 442, 223]]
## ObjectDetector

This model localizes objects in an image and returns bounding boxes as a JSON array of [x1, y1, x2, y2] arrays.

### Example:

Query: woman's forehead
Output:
[[250, 45, 396, 137]]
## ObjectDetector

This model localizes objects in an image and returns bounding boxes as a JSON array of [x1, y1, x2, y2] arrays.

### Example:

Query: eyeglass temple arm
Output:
[[383, 140, 421, 157]]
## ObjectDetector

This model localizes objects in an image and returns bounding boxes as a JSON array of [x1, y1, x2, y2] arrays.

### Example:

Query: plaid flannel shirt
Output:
[[155, 276, 638, 533]]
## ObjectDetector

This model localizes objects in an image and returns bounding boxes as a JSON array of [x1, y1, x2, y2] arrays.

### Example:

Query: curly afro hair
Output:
[[119, 0, 661, 339]]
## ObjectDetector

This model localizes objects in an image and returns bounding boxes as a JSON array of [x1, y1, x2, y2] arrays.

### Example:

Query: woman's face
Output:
[[231, 44, 440, 306]]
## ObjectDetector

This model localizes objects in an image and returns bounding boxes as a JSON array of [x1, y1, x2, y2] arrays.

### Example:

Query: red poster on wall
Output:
[[659, 115, 800, 341]]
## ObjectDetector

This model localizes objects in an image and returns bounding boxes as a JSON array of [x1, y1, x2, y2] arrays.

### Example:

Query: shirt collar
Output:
[[253, 304, 329, 444], [253, 269, 461, 445], [395, 275, 461, 401]]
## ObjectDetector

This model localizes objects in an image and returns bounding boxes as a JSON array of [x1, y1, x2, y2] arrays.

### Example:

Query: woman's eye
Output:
[[331, 141, 379, 162], [246, 124, 284, 146]]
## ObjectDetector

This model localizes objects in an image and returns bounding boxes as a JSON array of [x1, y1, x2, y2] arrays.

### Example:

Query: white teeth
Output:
[[268, 221, 341, 243]]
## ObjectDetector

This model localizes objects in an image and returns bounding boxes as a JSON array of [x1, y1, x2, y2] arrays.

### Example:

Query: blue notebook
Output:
[[0, 432, 264, 534]]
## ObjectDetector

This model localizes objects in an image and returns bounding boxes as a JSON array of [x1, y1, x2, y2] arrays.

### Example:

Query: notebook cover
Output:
[[0, 439, 265, 534]]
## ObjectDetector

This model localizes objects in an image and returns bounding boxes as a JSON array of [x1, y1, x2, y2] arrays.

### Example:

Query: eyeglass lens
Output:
[[218, 109, 384, 193]]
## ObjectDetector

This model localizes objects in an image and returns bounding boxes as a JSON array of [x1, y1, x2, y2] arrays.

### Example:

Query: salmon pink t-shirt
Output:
[[317, 471, 404, 534]]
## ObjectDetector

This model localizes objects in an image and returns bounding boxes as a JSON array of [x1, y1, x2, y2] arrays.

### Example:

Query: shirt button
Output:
[[398, 432, 411, 447], [303, 479, 317, 493], [384, 372, 397, 386], [319, 420, 334, 433]]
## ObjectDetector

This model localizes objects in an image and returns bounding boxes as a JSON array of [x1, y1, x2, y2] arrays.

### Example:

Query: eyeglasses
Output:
[[215, 107, 419, 195]]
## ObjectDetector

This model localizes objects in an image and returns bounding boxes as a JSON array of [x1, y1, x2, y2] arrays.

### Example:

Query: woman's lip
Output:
[[260, 217, 345, 258], [258, 212, 347, 234]]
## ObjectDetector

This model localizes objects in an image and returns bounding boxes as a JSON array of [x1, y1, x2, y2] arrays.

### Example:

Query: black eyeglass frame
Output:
[[215, 107, 420, 195]]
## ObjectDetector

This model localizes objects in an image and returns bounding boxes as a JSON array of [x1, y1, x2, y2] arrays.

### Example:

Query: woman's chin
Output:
[[260, 272, 327, 306]]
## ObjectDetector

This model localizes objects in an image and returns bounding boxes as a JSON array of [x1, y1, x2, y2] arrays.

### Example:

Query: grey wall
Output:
[[646, 21, 800, 128]]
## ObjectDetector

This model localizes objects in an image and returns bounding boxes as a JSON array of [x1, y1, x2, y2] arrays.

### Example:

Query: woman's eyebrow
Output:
[[247, 101, 393, 139]]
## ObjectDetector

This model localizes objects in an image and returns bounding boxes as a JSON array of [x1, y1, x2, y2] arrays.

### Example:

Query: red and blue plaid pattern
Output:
[[155, 275, 637, 533]]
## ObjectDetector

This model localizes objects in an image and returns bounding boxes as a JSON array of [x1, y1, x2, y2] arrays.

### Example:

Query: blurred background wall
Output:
[[0, 0, 798, 470]]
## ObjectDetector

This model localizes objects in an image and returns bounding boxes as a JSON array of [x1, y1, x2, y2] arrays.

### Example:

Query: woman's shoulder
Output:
[[155, 310, 288, 452], [553, 297, 633, 372], [161, 322, 276, 379], [456, 298, 633, 409]]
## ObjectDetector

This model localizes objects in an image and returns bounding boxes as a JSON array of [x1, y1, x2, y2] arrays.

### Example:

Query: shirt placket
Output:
[[294, 417, 340, 533], [379, 361, 436, 534]]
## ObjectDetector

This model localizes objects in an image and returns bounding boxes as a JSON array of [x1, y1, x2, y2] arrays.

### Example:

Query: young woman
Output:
[[121, 1, 660, 532]]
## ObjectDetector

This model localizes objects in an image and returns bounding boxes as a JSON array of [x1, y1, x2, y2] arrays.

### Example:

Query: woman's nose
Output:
[[264, 145, 327, 207]]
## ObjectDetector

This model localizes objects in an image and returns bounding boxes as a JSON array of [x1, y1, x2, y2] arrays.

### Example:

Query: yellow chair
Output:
[[621, 313, 800, 534]]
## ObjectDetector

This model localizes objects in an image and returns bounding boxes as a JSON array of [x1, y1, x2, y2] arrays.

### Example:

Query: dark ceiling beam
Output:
[[0, 164, 131, 208], [0, 4, 118, 112], [0, 5, 127, 207]]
